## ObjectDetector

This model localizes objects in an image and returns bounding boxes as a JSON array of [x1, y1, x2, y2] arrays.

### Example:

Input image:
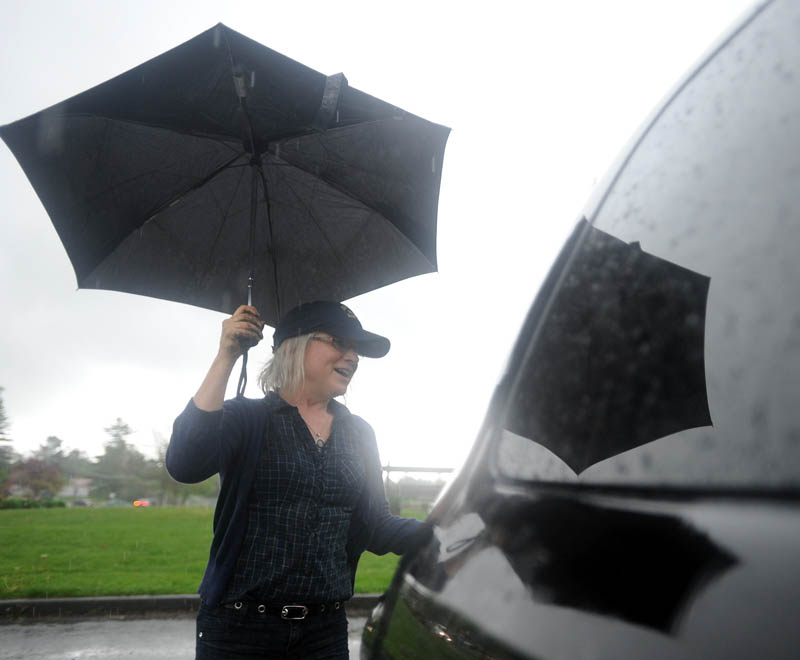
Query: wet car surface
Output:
[[363, 1, 800, 658]]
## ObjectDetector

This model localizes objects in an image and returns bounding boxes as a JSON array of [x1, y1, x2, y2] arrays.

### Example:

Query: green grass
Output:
[[352, 507, 427, 592], [0, 508, 212, 598], [0, 506, 426, 599]]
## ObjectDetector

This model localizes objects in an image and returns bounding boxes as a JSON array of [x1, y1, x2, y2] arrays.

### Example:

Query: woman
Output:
[[167, 300, 428, 659]]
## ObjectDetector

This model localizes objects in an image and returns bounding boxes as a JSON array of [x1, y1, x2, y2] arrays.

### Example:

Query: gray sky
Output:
[[0, 0, 754, 470]]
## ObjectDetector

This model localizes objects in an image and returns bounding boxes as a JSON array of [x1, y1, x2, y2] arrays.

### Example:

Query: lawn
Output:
[[0, 507, 425, 599]]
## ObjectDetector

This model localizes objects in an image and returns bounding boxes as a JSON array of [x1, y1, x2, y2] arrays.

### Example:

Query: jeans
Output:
[[195, 602, 350, 659]]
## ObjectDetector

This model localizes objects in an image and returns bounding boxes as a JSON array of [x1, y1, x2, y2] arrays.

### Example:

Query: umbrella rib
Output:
[[79, 121, 152, 213], [142, 151, 247, 224], [143, 168, 246, 289], [273, 130, 382, 182], [200, 164, 249, 284], [219, 25, 301, 133], [85, 151, 247, 280], [271, 129, 414, 215], [270, 164, 347, 272], [51, 112, 247, 149], [308, 130, 420, 189], [267, 138, 436, 270]]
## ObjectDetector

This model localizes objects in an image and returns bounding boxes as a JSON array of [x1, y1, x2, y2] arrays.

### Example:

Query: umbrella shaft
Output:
[[247, 163, 257, 308]]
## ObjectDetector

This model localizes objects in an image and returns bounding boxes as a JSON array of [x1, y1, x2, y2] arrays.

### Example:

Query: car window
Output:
[[496, 0, 800, 489]]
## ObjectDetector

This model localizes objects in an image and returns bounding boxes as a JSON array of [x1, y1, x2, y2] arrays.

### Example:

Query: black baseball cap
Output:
[[272, 301, 391, 358]]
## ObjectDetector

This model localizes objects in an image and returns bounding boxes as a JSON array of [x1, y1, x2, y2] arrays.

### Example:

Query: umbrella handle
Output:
[[236, 350, 248, 398], [238, 275, 253, 398]]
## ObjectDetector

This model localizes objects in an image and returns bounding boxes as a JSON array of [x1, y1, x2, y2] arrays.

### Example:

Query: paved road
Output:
[[1, 614, 365, 659]]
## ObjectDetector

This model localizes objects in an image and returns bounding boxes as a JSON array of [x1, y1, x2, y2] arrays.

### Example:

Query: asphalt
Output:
[[1, 615, 367, 659], [0, 595, 377, 659]]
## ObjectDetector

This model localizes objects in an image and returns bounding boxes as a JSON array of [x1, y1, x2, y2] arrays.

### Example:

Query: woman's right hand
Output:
[[218, 305, 265, 360], [194, 306, 265, 410]]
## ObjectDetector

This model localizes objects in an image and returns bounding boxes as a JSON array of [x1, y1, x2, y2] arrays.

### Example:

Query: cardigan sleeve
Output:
[[366, 493, 429, 556], [166, 396, 262, 484], [353, 416, 428, 556]]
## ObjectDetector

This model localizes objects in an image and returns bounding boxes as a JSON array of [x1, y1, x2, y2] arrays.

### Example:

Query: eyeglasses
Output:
[[311, 334, 360, 355]]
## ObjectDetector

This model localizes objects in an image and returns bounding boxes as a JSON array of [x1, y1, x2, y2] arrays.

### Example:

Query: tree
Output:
[[105, 418, 133, 447], [92, 418, 152, 501], [33, 436, 65, 464], [0, 386, 10, 443], [151, 431, 219, 506], [0, 388, 15, 493], [29, 436, 93, 500], [9, 458, 67, 500], [0, 444, 18, 495], [61, 448, 94, 480], [151, 432, 181, 505]]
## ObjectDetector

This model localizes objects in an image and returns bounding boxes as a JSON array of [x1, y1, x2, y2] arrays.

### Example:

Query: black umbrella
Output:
[[505, 219, 712, 473], [0, 23, 449, 394]]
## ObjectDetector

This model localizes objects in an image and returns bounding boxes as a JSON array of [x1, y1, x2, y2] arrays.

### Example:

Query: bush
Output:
[[0, 498, 66, 509]]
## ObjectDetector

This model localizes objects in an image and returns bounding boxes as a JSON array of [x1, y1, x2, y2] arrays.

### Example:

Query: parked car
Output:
[[363, 1, 800, 658]]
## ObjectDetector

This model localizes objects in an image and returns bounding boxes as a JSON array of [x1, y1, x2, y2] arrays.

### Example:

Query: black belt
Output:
[[221, 600, 345, 619]]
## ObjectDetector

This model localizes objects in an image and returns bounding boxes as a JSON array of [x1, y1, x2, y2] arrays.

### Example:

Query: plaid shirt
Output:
[[224, 402, 365, 602], [167, 393, 424, 607]]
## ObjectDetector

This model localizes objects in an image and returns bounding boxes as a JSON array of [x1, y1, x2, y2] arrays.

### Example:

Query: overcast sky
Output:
[[0, 0, 755, 472]]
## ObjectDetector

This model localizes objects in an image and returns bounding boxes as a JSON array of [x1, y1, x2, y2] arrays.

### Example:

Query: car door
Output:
[[365, 1, 800, 658]]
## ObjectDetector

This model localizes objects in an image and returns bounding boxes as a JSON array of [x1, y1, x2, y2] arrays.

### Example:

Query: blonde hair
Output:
[[258, 333, 313, 396]]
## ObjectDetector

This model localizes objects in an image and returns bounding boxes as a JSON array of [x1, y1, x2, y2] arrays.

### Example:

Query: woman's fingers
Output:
[[232, 305, 264, 325], [220, 306, 266, 355], [233, 320, 264, 346], [231, 306, 265, 333]]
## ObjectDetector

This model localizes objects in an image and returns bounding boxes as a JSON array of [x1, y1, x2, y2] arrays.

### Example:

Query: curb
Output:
[[0, 593, 382, 621]]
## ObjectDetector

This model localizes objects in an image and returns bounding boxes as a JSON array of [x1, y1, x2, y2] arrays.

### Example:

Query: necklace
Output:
[[304, 419, 328, 450]]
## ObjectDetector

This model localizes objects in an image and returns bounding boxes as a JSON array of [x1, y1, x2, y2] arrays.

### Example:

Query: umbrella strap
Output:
[[236, 350, 248, 399]]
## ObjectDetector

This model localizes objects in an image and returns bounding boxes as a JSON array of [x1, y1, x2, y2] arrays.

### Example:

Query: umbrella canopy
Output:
[[0, 23, 450, 326]]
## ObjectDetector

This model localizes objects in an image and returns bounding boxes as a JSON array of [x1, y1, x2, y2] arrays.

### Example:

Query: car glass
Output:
[[497, 0, 800, 489]]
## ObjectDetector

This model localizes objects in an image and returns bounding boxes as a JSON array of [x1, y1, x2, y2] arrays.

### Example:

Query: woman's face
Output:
[[303, 332, 359, 399]]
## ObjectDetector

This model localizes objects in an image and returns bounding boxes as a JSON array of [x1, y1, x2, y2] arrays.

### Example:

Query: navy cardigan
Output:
[[166, 394, 422, 606]]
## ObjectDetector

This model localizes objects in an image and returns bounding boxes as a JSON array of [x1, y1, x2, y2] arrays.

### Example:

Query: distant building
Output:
[[58, 477, 92, 498], [7, 484, 29, 498]]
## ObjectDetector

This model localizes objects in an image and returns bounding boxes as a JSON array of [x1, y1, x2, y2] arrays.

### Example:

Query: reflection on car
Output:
[[363, 1, 800, 658]]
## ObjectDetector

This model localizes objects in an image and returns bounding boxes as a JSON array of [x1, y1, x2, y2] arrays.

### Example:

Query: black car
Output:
[[363, 1, 800, 658]]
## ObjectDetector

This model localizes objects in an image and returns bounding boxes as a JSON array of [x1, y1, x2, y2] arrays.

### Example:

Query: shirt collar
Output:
[[265, 390, 350, 419]]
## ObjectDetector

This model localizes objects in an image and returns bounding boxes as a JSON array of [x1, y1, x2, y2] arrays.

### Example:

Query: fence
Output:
[[382, 465, 454, 509]]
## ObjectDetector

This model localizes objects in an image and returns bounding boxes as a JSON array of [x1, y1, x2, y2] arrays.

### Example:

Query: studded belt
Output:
[[221, 600, 345, 619]]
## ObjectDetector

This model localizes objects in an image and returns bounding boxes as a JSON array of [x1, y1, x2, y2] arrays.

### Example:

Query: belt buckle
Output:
[[281, 604, 308, 620]]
